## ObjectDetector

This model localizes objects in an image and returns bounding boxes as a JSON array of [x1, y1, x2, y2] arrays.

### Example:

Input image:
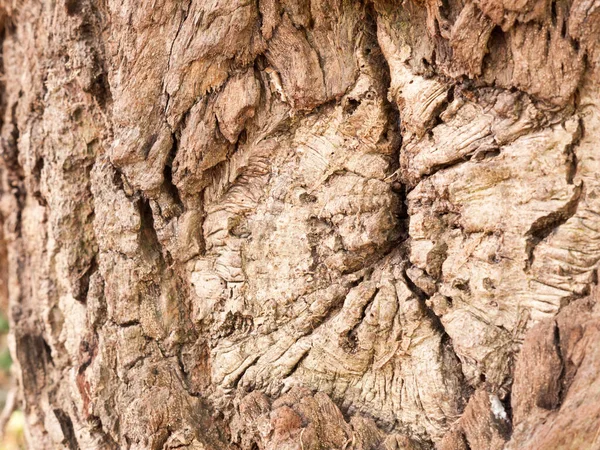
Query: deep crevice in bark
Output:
[[524, 184, 582, 271], [53, 408, 80, 450]]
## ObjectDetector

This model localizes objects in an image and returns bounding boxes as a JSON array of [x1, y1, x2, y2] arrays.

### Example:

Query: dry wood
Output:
[[0, 0, 599, 448]]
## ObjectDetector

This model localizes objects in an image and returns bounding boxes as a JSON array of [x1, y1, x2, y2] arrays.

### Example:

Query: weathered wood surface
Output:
[[0, 0, 599, 448]]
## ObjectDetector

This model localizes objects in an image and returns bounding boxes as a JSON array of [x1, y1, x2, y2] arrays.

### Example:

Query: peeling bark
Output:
[[0, 0, 599, 449]]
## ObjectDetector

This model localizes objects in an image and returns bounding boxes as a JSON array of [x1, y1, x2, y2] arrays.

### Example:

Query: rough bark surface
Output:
[[0, 0, 599, 449]]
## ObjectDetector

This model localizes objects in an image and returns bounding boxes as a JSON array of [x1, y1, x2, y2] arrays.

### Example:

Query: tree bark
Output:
[[0, 0, 599, 448]]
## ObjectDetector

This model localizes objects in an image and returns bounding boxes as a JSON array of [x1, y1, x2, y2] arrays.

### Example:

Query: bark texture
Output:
[[0, 0, 599, 448]]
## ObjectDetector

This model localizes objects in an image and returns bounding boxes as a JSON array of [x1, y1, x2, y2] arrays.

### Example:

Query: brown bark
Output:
[[0, 0, 599, 448]]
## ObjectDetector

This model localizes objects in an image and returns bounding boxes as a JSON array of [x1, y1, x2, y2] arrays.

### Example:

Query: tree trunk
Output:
[[0, 0, 599, 448]]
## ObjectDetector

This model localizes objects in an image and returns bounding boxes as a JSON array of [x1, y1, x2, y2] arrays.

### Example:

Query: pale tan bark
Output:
[[0, 0, 599, 449]]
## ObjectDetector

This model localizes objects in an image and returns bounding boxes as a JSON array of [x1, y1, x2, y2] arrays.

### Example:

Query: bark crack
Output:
[[524, 183, 582, 271]]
